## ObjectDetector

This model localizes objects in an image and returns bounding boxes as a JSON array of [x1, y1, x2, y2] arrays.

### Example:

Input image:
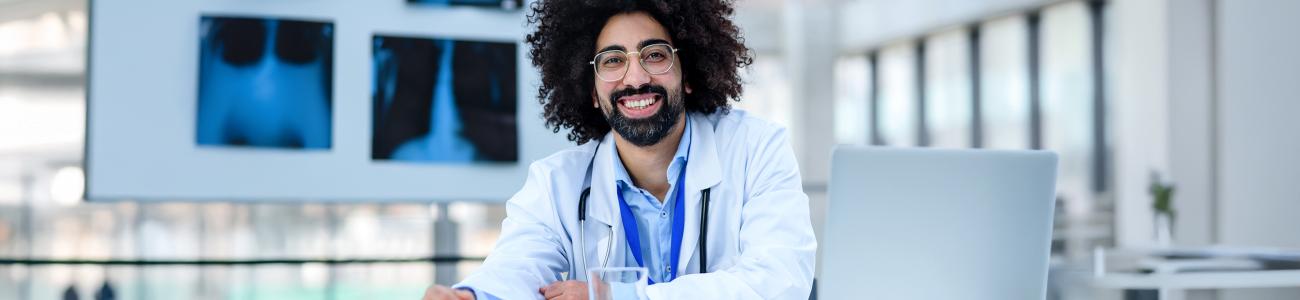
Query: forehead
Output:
[[595, 12, 672, 51]]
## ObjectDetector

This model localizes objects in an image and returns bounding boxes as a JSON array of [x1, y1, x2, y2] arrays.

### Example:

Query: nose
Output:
[[621, 57, 652, 87]]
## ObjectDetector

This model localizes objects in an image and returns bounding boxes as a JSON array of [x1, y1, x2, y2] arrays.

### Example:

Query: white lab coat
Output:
[[455, 110, 817, 299]]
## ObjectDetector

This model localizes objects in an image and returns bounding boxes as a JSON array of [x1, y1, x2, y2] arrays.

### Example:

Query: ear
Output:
[[685, 81, 693, 94], [591, 89, 600, 108]]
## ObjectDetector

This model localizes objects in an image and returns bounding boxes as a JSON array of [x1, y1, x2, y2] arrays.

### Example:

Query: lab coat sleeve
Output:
[[645, 125, 818, 299], [453, 162, 569, 300]]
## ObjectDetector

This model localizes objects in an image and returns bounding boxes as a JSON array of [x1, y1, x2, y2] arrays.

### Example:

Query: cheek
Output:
[[661, 75, 686, 94], [661, 67, 685, 89], [594, 82, 616, 102]]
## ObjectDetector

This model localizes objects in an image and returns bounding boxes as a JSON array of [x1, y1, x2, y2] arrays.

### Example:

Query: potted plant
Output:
[[1150, 171, 1176, 247]]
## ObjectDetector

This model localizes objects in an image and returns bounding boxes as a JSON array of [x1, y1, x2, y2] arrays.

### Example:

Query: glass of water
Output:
[[587, 267, 649, 300]]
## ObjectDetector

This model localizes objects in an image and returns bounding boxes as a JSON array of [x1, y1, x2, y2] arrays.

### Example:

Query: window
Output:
[[980, 16, 1032, 150], [924, 29, 973, 148], [833, 55, 870, 145], [1041, 2, 1097, 215], [876, 42, 919, 147]]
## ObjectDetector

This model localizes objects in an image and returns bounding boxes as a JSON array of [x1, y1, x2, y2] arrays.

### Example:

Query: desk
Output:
[[1093, 270, 1300, 299], [1090, 248, 1300, 300]]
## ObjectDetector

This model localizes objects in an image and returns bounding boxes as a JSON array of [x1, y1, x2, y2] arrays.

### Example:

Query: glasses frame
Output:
[[588, 44, 680, 82]]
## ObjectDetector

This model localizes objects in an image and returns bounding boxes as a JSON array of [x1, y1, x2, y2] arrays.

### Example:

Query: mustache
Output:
[[608, 84, 668, 106]]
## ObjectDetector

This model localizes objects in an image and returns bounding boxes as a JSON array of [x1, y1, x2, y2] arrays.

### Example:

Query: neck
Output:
[[613, 114, 687, 201]]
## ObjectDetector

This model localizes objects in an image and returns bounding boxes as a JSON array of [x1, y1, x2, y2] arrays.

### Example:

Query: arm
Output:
[[646, 126, 818, 299], [453, 163, 571, 300]]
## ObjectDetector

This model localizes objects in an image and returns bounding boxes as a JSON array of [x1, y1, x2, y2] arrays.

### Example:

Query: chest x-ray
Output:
[[196, 16, 333, 150], [371, 35, 518, 163]]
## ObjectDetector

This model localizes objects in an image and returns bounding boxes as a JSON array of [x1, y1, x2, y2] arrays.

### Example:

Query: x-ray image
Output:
[[407, 0, 522, 9], [196, 16, 333, 149], [371, 35, 518, 163]]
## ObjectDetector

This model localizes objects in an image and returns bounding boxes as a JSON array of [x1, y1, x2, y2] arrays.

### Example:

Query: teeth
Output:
[[624, 98, 655, 109]]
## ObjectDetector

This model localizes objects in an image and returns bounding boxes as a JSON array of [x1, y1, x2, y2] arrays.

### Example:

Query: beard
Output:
[[603, 84, 685, 147]]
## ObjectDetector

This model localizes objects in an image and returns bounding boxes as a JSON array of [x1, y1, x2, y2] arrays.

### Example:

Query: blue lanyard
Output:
[[616, 162, 688, 285], [615, 129, 690, 285]]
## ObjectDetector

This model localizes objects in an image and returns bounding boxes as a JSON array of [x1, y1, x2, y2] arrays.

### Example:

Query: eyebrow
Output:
[[595, 38, 673, 54], [596, 44, 625, 54], [638, 38, 672, 49]]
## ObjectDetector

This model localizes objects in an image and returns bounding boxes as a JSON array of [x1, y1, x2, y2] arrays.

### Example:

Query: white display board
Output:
[[87, 0, 570, 202]]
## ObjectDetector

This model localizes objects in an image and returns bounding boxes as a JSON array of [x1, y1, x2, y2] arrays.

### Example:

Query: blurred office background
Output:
[[1, 0, 1297, 299]]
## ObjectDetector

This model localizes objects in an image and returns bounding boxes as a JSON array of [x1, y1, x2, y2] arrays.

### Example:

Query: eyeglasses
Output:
[[589, 44, 679, 82]]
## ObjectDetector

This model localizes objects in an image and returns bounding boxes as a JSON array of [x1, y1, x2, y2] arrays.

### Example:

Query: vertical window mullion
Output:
[[1027, 11, 1044, 150], [916, 40, 930, 147], [969, 25, 983, 149], [868, 50, 883, 146], [1088, 0, 1108, 193]]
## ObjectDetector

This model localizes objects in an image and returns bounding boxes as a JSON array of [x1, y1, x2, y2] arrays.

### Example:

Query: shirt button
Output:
[[660, 212, 668, 218]]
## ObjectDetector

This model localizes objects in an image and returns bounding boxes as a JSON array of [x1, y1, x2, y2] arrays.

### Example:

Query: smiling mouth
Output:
[[616, 92, 662, 118], [619, 94, 657, 109]]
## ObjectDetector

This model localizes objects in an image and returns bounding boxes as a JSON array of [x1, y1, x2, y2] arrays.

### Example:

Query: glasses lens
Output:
[[640, 45, 674, 74], [594, 51, 628, 81]]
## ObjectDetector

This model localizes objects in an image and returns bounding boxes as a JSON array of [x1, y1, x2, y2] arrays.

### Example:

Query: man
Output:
[[423, 1, 816, 299]]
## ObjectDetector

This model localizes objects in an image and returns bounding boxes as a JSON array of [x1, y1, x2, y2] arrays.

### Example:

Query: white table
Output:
[[1089, 248, 1300, 300]]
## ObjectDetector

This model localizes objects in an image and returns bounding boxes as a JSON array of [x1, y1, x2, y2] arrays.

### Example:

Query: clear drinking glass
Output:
[[586, 267, 649, 300]]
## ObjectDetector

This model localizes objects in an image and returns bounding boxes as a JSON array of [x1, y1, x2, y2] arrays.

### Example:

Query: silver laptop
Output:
[[819, 146, 1058, 299]]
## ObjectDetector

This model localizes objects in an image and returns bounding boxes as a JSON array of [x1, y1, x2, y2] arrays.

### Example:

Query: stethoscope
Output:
[[570, 136, 712, 281]]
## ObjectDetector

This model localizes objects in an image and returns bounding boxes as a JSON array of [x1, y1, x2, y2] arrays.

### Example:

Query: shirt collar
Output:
[[610, 116, 693, 190]]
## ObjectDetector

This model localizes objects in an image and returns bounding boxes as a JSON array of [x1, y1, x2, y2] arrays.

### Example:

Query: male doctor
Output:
[[422, 0, 816, 299]]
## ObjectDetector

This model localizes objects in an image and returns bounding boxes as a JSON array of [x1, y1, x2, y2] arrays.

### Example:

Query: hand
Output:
[[540, 280, 588, 300], [421, 285, 475, 300]]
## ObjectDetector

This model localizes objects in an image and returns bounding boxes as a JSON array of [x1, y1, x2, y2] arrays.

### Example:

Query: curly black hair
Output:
[[526, 0, 753, 144]]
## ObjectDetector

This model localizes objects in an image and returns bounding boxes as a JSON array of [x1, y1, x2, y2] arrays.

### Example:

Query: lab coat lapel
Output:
[[678, 113, 722, 275], [585, 133, 624, 270], [586, 133, 620, 227]]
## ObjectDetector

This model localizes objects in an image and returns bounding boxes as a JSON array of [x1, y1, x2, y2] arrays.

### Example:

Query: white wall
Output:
[[1215, 0, 1300, 250], [1115, 0, 1300, 249], [1109, 0, 1171, 249], [1167, 0, 1217, 247], [1216, 0, 1300, 298]]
